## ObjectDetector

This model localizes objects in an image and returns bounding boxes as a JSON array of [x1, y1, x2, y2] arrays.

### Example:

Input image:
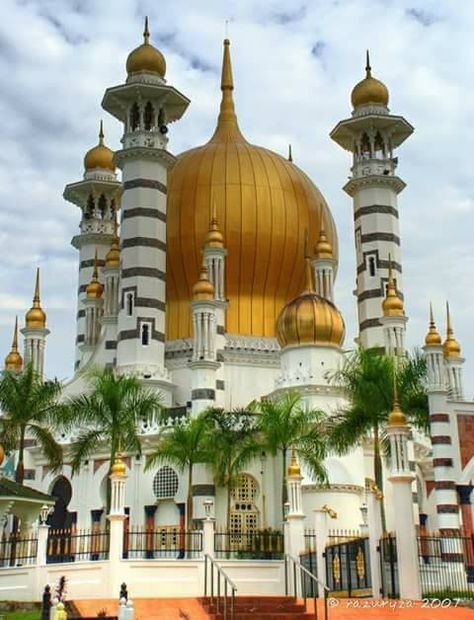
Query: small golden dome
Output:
[[425, 304, 442, 346], [351, 51, 389, 109], [86, 252, 104, 299], [443, 302, 461, 358], [288, 448, 301, 477], [25, 269, 46, 329], [4, 317, 23, 372], [205, 202, 224, 248], [84, 121, 115, 172], [315, 219, 333, 259], [105, 217, 120, 268], [276, 246, 345, 348], [126, 17, 166, 78], [388, 399, 407, 427], [111, 455, 126, 476], [382, 259, 404, 317], [193, 264, 215, 301]]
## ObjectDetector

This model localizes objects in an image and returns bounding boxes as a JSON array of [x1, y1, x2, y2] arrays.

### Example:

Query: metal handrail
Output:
[[204, 554, 237, 620], [284, 554, 329, 620]]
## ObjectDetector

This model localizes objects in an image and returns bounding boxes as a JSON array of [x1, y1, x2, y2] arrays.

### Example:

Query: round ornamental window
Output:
[[153, 466, 179, 499]]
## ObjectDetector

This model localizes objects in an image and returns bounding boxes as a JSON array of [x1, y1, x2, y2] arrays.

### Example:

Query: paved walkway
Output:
[[75, 597, 474, 619]]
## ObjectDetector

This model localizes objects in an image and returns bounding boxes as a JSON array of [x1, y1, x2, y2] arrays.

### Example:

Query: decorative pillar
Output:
[[202, 502, 215, 559], [366, 481, 383, 597], [443, 303, 464, 400], [82, 251, 104, 352], [22, 269, 49, 377], [312, 218, 336, 302], [108, 456, 128, 599], [386, 393, 421, 599], [4, 317, 23, 372], [102, 216, 121, 366], [380, 257, 407, 358]]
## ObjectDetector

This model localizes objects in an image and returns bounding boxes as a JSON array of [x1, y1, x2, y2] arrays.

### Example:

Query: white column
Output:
[[366, 484, 383, 597], [313, 509, 330, 597], [203, 517, 215, 559], [108, 466, 127, 599]]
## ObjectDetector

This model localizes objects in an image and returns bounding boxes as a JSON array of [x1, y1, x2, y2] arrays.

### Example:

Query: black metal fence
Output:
[[0, 531, 37, 567], [379, 534, 399, 598], [47, 528, 109, 563], [214, 529, 284, 560], [300, 529, 318, 597], [325, 535, 371, 597], [417, 533, 474, 599], [124, 527, 202, 559]]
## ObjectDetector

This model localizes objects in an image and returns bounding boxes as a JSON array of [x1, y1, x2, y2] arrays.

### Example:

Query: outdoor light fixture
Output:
[[40, 504, 50, 525], [203, 499, 213, 519], [359, 503, 368, 526]]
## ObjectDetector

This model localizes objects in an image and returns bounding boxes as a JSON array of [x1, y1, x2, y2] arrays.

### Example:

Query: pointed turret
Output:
[[4, 317, 23, 372], [192, 261, 215, 301], [86, 251, 104, 299], [205, 201, 224, 249], [425, 303, 441, 346], [443, 302, 461, 358], [25, 269, 46, 329], [211, 39, 245, 141], [382, 257, 404, 317], [22, 269, 50, 377]]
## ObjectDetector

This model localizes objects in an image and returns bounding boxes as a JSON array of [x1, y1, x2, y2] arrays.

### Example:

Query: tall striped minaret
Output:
[[331, 52, 414, 348], [102, 18, 189, 400]]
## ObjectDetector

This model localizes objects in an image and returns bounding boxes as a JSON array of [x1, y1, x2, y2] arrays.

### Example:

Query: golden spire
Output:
[[192, 258, 215, 301], [382, 256, 404, 317], [315, 211, 333, 259], [351, 49, 389, 109], [86, 251, 104, 299], [443, 302, 461, 358], [288, 144, 293, 162], [211, 39, 244, 141], [98, 120, 104, 145], [25, 268, 46, 328], [365, 49, 372, 77], [143, 15, 150, 44], [105, 212, 120, 268], [388, 371, 407, 427], [205, 200, 224, 248], [304, 230, 315, 293], [425, 303, 441, 346], [4, 317, 23, 372], [126, 16, 166, 78], [288, 448, 301, 477]]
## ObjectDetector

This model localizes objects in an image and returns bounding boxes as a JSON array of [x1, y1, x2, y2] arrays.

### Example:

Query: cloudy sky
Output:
[[0, 0, 473, 388]]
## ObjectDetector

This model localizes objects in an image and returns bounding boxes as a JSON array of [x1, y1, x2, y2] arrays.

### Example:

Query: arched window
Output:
[[126, 293, 134, 316], [141, 323, 150, 346], [153, 466, 179, 499], [374, 132, 384, 158], [361, 132, 371, 158], [98, 194, 107, 219], [144, 101, 154, 131], [130, 103, 140, 131], [368, 256, 376, 277]]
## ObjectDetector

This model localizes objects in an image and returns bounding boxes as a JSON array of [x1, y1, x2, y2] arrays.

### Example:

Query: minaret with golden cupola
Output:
[[380, 256, 407, 357], [64, 121, 121, 371], [443, 302, 464, 400], [331, 51, 414, 349], [4, 317, 23, 372], [82, 251, 104, 353], [102, 17, 189, 396], [312, 212, 336, 302], [21, 269, 49, 377]]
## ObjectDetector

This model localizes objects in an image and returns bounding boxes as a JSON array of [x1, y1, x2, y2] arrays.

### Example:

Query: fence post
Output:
[[107, 456, 128, 598], [313, 508, 330, 598], [366, 482, 383, 597], [203, 517, 215, 559]]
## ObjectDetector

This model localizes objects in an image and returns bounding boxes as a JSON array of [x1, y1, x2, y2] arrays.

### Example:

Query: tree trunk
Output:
[[187, 463, 193, 529], [226, 475, 232, 530], [15, 426, 26, 484], [373, 425, 387, 532], [281, 447, 288, 521]]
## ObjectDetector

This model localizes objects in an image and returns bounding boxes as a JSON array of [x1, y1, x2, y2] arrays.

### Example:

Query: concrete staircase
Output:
[[200, 595, 315, 619]]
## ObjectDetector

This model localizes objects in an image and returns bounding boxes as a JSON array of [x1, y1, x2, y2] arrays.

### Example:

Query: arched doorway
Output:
[[48, 476, 74, 529]]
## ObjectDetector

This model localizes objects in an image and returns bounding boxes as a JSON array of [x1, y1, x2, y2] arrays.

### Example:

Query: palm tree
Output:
[[328, 348, 428, 527], [67, 367, 162, 512], [0, 363, 67, 484], [204, 408, 261, 528], [255, 392, 329, 520], [145, 412, 211, 529]]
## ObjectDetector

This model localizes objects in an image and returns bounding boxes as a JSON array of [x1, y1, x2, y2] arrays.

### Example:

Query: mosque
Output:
[[2, 20, 473, 542]]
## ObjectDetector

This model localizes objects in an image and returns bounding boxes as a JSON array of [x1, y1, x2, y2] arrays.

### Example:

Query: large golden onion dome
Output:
[[126, 17, 166, 78], [25, 269, 46, 329], [166, 39, 338, 339], [351, 51, 389, 109], [425, 304, 442, 346], [4, 317, 23, 372], [443, 303, 461, 358], [84, 121, 115, 172], [276, 248, 345, 348]]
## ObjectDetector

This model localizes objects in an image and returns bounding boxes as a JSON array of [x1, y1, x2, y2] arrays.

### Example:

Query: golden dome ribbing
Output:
[[443, 302, 461, 358], [86, 252, 104, 299], [351, 51, 389, 109], [84, 121, 115, 172], [126, 17, 166, 78], [276, 240, 345, 348], [4, 317, 23, 372], [166, 39, 338, 339], [425, 304, 441, 346], [382, 258, 404, 317], [193, 264, 215, 301], [25, 269, 46, 329]]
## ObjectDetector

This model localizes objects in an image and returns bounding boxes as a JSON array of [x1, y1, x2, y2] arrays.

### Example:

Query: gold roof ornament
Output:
[[192, 261, 215, 301], [84, 121, 115, 172], [443, 302, 461, 358], [166, 39, 337, 340], [4, 317, 23, 371], [288, 448, 301, 477], [387, 374, 407, 427], [86, 251, 104, 299], [111, 453, 126, 476], [382, 256, 404, 317], [276, 233, 345, 348], [425, 303, 442, 346], [288, 144, 293, 162], [351, 50, 389, 109], [126, 16, 166, 78], [315, 212, 333, 259], [105, 213, 120, 268], [205, 201, 224, 248], [25, 268, 47, 329]]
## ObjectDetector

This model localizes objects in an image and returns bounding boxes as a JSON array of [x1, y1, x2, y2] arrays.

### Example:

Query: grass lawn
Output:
[[2, 612, 39, 619]]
